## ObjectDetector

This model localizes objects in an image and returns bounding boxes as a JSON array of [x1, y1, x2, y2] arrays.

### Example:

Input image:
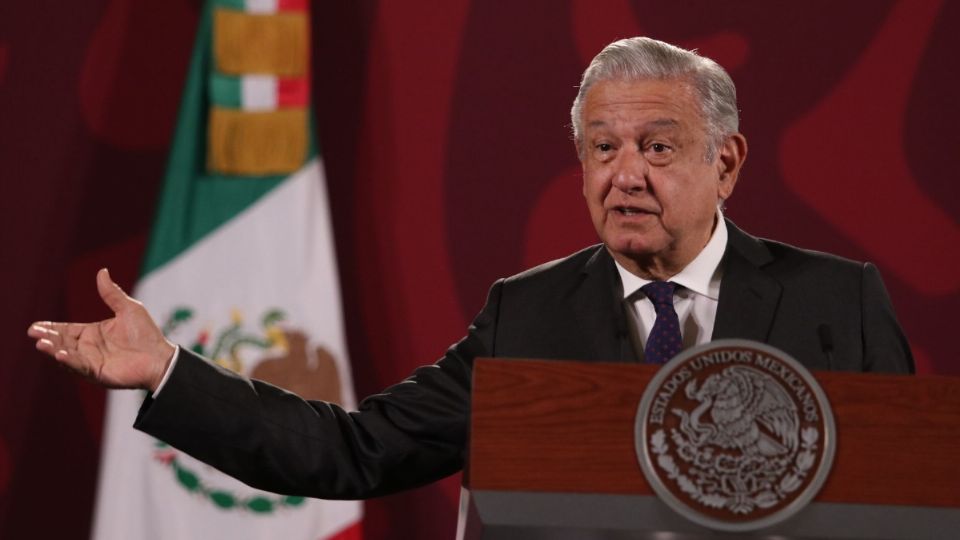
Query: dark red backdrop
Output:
[[1, 1, 957, 538]]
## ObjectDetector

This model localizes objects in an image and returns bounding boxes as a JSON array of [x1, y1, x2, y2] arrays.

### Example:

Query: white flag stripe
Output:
[[246, 0, 278, 14], [241, 74, 278, 111], [92, 159, 361, 539]]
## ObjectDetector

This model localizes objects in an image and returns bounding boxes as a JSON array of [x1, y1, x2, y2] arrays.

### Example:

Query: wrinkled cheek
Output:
[[587, 200, 606, 227]]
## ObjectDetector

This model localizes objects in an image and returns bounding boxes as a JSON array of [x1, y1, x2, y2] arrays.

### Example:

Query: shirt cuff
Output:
[[153, 345, 181, 396]]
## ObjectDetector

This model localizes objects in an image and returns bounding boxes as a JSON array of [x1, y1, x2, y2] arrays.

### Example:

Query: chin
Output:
[[604, 235, 665, 259]]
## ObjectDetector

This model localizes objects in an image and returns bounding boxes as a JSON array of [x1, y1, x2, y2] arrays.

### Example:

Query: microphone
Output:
[[817, 324, 834, 371]]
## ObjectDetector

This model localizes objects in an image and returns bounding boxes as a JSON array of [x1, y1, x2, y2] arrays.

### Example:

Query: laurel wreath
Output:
[[153, 308, 302, 514], [155, 440, 306, 513], [651, 427, 818, 514]]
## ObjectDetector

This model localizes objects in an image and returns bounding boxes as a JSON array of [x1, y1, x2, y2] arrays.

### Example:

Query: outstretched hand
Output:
[[27, 268, 175, 391]]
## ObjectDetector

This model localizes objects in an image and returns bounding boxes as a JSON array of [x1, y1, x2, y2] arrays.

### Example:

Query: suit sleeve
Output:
[[860, 262, 914, 374], [133, 280, 505, 500]]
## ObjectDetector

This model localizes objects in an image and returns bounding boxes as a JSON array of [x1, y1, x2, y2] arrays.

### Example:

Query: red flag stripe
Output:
[[322, 521, 362, 540], [277, 77, 309, 107], [277, 0, 308, 12]]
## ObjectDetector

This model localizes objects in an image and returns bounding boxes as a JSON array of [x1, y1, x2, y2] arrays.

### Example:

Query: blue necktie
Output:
[[641, 281, 682, 364]]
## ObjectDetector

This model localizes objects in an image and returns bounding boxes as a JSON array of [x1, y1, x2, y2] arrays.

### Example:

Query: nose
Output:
[[612, 146, 648, 193]]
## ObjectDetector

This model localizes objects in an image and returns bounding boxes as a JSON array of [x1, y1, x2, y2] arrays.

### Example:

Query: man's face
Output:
[[578, 78, 743, 278]]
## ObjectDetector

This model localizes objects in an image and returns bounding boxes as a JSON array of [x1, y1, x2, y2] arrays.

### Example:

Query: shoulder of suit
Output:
[[733, 226, 866, 277], [501, 244, 606, 286], [483, 244, 612, 321]]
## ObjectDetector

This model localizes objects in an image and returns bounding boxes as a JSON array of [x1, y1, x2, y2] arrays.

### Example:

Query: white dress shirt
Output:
[[614, 214, 727, 359], [153, 346, 180, 395]]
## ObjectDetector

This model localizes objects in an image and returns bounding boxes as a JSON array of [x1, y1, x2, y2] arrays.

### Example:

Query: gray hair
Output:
[[571, 37, 739, 160]]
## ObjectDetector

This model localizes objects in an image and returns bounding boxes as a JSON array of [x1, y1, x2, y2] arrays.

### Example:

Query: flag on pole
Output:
[[92, 0, 362, 538]]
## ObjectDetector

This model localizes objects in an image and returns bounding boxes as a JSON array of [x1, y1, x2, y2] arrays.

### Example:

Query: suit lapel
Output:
[[578, 247, 640, 363], [712, 221, 783, 342], [580, 220, 779, 358]]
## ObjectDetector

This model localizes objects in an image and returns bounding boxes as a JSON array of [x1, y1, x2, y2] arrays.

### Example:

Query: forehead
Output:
[[581, 78, 705, 133]]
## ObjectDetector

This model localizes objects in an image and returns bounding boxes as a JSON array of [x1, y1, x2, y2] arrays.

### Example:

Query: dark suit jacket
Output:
[[135, 220, 913, 499]]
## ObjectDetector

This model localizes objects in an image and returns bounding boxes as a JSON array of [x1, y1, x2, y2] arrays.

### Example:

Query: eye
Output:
[[591, 141, 617, 161], [643, 141, 674, 164]]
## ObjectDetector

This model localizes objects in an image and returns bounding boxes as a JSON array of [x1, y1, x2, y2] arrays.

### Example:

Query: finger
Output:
[[54, 348, 74, 365], [28, 323, 54, 339], [35, 338, 64, 358], [30, 325, 61, 346], [97, 268, 133, 314], [28, 321, 63, 336], [42, 341, 87, 374], [30, 323, 79, 348]]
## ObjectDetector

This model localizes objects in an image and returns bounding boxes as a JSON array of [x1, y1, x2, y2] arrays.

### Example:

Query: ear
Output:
[[716, 133, 748, 200]]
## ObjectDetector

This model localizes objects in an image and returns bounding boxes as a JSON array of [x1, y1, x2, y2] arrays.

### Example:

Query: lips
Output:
[[612, 205, 657, 216]]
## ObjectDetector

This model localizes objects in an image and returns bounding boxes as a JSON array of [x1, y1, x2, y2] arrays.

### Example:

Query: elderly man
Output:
[[28, 37, 912, 499]]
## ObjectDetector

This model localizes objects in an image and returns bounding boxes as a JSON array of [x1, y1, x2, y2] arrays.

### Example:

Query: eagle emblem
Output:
[[636, 340, 835, 532], [675, 366, 799, 458]]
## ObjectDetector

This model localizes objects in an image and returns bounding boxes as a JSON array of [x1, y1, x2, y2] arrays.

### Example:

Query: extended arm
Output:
[[30, 269, 505, 499], [136, 281, 502, 499]]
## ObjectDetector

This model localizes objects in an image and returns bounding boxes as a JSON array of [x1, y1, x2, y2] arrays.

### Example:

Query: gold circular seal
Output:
[[635, 339, 836, 531]]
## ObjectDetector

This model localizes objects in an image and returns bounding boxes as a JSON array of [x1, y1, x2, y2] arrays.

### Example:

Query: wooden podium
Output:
[[458, 358, 960, 539]]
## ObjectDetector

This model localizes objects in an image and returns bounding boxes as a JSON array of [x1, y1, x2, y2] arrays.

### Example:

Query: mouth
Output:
[[612, 206, 656, 216]]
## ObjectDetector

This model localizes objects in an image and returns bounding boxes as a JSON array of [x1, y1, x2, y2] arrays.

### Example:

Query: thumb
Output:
[[97, 268, 133, 314]]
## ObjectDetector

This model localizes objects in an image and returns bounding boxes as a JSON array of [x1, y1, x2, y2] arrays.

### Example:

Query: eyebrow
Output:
[[585, 118, 681, 130]]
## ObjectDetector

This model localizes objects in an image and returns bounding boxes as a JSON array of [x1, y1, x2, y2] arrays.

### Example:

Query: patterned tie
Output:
[[641, 281, 682, 364]]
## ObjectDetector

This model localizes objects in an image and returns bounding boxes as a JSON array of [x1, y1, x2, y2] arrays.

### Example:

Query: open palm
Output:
[[28, 269, 175, 391]]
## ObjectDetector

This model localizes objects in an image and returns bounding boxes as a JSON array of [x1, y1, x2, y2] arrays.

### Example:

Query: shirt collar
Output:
[[614, 212, 727, 301]]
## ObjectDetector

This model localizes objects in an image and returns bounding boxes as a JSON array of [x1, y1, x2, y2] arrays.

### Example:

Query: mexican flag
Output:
[[92, 1, 362, 538]]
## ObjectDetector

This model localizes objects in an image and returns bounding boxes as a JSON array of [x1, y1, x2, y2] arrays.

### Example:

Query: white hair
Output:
[[571, 37, 739, 160]]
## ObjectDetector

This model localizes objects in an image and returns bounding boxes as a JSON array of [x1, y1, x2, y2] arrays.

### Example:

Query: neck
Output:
[[611, 250, 687, 281], [615, 215, 719, 281]]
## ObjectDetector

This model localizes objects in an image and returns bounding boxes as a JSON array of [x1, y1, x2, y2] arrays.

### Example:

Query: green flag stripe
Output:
[[214, 0, 246, 10], [141, 2, 316, 276], [209, 72, 242, 108]]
